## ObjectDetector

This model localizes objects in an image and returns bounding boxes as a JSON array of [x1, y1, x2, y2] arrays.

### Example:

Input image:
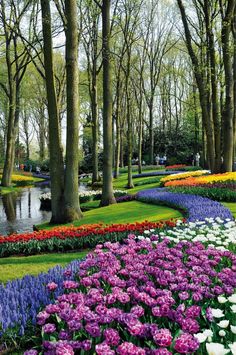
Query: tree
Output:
[[81, 0, 102, 184], [41, 0, 65, 223], [221, 0, 236, 171], [0, 0, 34, 186], [64, 0, 83, 221], [94, 0, 116, 206]]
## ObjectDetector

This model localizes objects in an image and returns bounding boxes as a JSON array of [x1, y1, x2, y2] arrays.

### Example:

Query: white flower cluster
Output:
[[161, 218, 236, 252], [40, 190, 127, 201], [196, 294, 236, 354]]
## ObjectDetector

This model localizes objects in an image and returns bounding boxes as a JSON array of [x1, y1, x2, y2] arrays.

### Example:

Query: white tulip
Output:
[[219, 330, 226, 337], [229, 343, 236, 355], [206, 343, 230, 355], [203, 329, 213, 337], [228, 294, 236, 303], [217, 296, 228, 304], [230, 326, 236, 335], [194, 333, 207, 343], [217, 320, 229, 328], [211, 308, 225, 318], [230, 305, 236, 313]]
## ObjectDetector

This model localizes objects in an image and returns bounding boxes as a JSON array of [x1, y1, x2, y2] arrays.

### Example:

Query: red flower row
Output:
[[0, 220, 180, 245]]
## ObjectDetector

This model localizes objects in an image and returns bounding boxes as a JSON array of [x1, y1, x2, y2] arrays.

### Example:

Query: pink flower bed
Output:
[[25, 234, 236, 354]]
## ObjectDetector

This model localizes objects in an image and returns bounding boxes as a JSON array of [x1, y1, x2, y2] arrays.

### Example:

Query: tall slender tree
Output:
[[41, 0, 65, 223], [94, 0, 116, 206], [64, 0, 83, 221]]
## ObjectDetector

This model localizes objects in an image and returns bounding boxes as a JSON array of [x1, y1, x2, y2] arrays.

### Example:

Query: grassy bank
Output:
[[38, 200, 182, 230], [0, 250, 88, 283]]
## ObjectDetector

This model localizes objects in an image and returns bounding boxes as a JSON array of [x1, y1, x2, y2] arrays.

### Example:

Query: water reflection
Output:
[[0, 182, 89, 235], [0, 183, 51, 235], [2, 193, 16, 222]]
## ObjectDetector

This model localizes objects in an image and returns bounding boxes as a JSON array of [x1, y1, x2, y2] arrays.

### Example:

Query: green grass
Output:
[[0, 250, 88, 283], [222, 202, 236, 217], [81, 200, 100, 210], [0, 186, 20, 195], [112, 171, 164, 190], [38, 200, 182, 230]]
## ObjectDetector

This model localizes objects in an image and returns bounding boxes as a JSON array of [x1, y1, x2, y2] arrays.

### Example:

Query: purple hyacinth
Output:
[[136, 189, 233, 221]]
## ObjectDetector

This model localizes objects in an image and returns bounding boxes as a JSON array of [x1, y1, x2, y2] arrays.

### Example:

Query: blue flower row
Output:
[[136, 189, 233, 221], [132, 171, 183, 178], [0, 260, 82, 340]]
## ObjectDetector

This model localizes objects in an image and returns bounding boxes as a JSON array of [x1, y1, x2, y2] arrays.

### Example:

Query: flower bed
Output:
[[167, 186, 236, 202], [149, 218, 236, 253], [160, 170, 209, 184], [25, 234, 236, 355], [116, 194, 136, 203], [132, 171, 183, 179], [164, 172, 236, 187], [165, 165, 204, 172], [0, 221, 177, 257], [40, 190, 127, 208], [0, 174, 43, 186], [0, 259, 81, 350], [136, 189, 233, 221], [165, 164, 187, 170]]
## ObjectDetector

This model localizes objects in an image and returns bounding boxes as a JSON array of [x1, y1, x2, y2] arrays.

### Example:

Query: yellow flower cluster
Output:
[[165, 172, 236, 187], [191, 172, 236, 184], [0, 174, 34, 182], [161, 170, 209, 183]]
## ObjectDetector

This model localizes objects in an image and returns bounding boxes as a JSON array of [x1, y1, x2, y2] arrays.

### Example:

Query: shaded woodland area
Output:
[[0, 0, 235, 223]]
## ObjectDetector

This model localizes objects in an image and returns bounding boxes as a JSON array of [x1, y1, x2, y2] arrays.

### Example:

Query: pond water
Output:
[[0, 182, 88, 235]]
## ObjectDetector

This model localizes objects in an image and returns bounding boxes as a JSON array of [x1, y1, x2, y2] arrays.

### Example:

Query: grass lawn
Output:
[[0, 186, 20, 195], [222, 202, 236, 218], [39, 200, 183, 230], [0, 250, 88, 283], [112, 172, 163, 190]]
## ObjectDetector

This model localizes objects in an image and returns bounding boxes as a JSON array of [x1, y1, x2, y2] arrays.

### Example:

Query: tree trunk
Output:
[[39, 108, 46, 160], [222, 1, 235, 172], [177, 0, 215, 172], [91, 78, 99, 184], [204, 0, 221, 172], [149, 99, 154, 165], [138, 102, 143, 174], [100, 0, 116, 206], [120, 129, 124, 168], [114, 76, 121, 179], [2, 88, 16, 187], [41, 0, 65, 223], [64, 0, 83, 221], [233, 6, 236, 168], [126, 54, 134, 189]]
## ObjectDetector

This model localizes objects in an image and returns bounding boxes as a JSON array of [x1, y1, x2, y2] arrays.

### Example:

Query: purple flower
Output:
[[117, 342, 145, 355], [42, 323, 56, 334], [153, 328, 172, 347], [174, 333, 199, 354], [178, 291, 189, 300], [46, 282, 58, 291], [181, 318, 200, 333], [85, 322, 101, 337], [55, 343, 74, 355], [95, 342, 115, 355], [206, 307, 213, 321], [103, 328, 120, 346], [24, 350, 38, 355], [130, 305, 145, 317], [63, 281, 79, 289], [37, 311, 50, 325]]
